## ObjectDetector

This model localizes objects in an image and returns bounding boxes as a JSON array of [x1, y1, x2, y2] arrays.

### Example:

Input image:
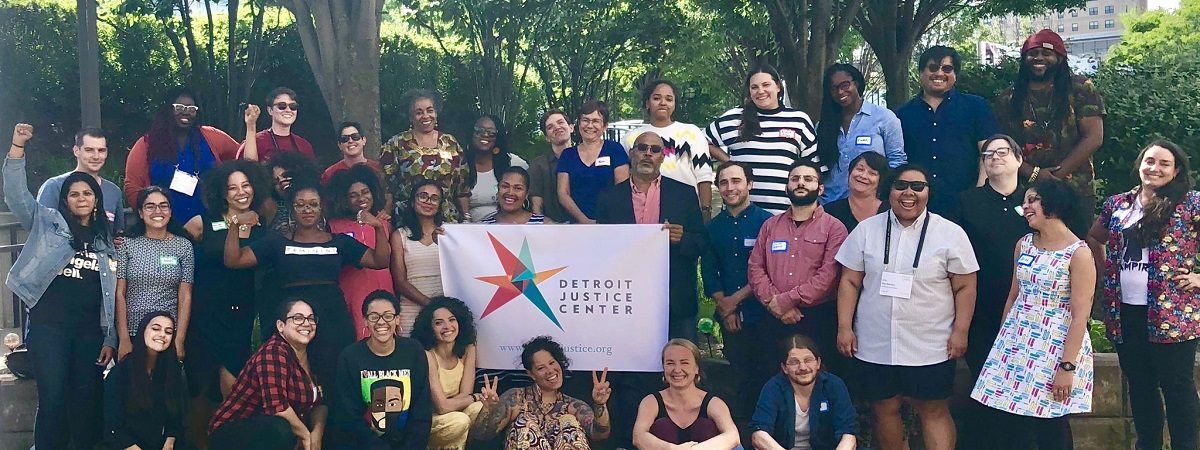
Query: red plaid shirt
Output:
[[208, 334, 321, 433]]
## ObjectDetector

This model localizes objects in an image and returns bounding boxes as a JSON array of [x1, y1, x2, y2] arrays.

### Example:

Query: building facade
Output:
[[983, 0, 1149, 57]]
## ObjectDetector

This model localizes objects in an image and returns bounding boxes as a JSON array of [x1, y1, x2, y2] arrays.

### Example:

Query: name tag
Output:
[[595, 156, 611, 167], [159, 255, 178, 266], [819, 401, 829, 412], [771, 240, 788, 252], [855, 136, 872, 146], [343, 231, 356, 239], [880, 271, 914, 299], [284, 246, 338, 256], [169, 169, 199, 196], [211, 221, 228, 231], [1017, 253, 1036, 267], [743, 238, 757, 248], [779, 128, 797, 139], [1015, 205, 1025, 217], [105, 211, 116, 222], [108, 258, 117, 272]]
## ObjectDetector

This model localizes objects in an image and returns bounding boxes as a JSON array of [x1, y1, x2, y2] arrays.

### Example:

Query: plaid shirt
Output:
[[208, 334, 320, 433]]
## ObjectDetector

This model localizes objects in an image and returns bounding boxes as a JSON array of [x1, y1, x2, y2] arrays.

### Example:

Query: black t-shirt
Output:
[[333, 338, 433, 449], [33, 247, 103, 328], [952, 184, 1032, 323], [248, 232, 367, 286]]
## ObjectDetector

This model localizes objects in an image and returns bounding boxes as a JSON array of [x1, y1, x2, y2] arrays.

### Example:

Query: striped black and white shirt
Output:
[[705, 106, 820, 214]]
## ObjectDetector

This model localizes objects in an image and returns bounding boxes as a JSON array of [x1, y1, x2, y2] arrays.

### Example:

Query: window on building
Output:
[[1105, 19, 1115, 28], [1058, 24, 1065, 32], [1090, 7, 1098, 15], [1072, 22, 1079, 31], [1058, 12, 1064, 18], [1071, 10, 1079, 17], [1105, 5, 1115, 14], [1089, 20, 1099, 29]]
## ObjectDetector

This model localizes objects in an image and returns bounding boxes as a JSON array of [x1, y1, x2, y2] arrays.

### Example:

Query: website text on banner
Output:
[[438, 224, 669, 372]]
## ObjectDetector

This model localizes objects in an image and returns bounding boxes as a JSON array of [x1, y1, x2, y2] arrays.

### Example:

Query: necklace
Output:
[[1026, 94, 1055, 130]]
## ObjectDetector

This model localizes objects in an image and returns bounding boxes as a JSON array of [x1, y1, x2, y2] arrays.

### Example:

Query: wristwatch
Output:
[[1058, 361, 1077, 372]]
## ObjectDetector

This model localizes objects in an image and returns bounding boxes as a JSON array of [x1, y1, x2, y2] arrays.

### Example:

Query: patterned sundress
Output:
[[378, 130, 469, 224], [971, 233, 1094, 417], [505, 387, 591, 450]]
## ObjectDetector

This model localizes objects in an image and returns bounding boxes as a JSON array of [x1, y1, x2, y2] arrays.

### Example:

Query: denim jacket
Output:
[[749, 372, 857, 450], [4, 157, 117, 347]]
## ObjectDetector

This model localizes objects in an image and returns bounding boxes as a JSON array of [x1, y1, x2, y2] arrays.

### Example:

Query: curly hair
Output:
[[410, 296, 477, 358], [326, 163, 385, 219], [1128, 139, 1194, 247], [202, 159, 272, 215], [520, 335, 570, 372], [1029, 178, 1081, 229]]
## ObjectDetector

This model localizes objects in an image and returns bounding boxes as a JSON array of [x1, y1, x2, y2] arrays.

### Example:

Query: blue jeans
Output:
[[28, 322, 104, 450]]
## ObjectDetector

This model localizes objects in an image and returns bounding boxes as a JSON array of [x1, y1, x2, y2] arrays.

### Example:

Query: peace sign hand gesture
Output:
[[591, 368, 611, 405], [480, 374, 501, 408], [357, 209, 385, 229]]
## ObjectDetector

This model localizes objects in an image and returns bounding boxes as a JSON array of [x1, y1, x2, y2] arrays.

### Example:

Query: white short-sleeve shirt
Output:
[[834, 210, 980, 366]]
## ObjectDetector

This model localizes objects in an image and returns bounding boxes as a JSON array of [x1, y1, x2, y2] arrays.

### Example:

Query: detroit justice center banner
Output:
[[439, 224, 669, 372]]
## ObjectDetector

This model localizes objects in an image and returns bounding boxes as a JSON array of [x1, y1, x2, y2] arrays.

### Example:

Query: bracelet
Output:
[[1028, 167, 1041, 184], [10, 142, 23, 148]]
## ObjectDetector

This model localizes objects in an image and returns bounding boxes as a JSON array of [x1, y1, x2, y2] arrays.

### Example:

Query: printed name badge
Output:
[[159, 255, 179, 266], [595, 156, 612, 167], [1014, 205, 1025, 217], [105, 211, 116, 222], [743, 238, 757, 248], [169, 169, 199, 196], [1017, 253, 1036, 267], [211, 221, 228, 231], [819, 401, 829, 412], [771, 240, 788, 252], [879, 271, 914, 299], [856, 136, 873, 146], [779, 128, 797, 139]]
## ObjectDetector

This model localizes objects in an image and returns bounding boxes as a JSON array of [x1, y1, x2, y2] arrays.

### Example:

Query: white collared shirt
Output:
[[835, 210, 979, 366]]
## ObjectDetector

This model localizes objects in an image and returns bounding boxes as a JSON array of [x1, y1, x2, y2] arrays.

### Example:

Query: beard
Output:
[[1027, 62, 1058, 82], [788, 188, 819, 206]]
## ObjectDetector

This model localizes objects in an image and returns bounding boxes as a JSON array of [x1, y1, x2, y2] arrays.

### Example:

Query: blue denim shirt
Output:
[[701, 203, 773, 324], [4, 157, 117, 347], [820, 101, 907, 203], [749, 372, 857, 450], [896, 89, 999, 214]]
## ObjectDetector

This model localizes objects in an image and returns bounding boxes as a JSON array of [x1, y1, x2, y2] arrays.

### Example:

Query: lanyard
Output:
[[174, 130, 199, 175], [269, 131, 299, 155], [884, 210, 931, 269]]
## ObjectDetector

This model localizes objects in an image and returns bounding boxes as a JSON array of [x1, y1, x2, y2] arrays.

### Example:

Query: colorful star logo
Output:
[[476, 232, 568, 329]]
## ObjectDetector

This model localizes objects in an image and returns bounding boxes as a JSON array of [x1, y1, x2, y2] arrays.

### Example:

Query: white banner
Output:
[[439, 224, 669, 372]]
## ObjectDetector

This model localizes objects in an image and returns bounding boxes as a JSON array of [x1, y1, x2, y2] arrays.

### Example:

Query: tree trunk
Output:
[[281, 0, 384, 157], [881, 47, 915, 108], [76, 0, 101, 127], [226, 0, 241, 129]]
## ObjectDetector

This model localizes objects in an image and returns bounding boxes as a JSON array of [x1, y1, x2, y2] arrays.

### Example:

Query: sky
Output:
[[1148, 0, 1180, 10]]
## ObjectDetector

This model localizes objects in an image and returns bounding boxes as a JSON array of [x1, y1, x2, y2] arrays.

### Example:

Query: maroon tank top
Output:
[[648, 392, 722, 444]]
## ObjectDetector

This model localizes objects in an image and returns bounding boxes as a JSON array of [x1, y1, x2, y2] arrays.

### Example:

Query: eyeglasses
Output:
[[784, 357, 819, 367], [892, 180, 929, 192], [416, 192, 442, 204], [982, 147, 1013, 160], [293, 202, 321, 212], [273, 102, 300, 111], [366, 312, 397, 323], [925, 63, 955, 74], [579, 118, 605, 126], [338, 133, 363, 144], [473, 127, 498, 137], [172, 104, 199, 114], [631, 143, 664, 154], [284, 314, 318, 325], [833, 81, 855, 93], [141, 202, 171, 212]]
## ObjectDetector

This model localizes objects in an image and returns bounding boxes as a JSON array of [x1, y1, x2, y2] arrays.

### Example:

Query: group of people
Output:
[[3, 27, 1198, 450]]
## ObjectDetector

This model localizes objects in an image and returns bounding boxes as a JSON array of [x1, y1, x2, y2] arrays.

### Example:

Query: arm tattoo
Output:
[[470, 388, 519, 441], [568, 398, 606, 437]]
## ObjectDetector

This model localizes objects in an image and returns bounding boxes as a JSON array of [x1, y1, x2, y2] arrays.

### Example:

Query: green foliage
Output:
[[1107, 0, 1200, 66], [1089, 319, 1115, 353]]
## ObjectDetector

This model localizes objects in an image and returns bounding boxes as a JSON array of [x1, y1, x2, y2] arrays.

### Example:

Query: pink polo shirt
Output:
[[631, 177, 662, 225], [747, 206, 848, 310]]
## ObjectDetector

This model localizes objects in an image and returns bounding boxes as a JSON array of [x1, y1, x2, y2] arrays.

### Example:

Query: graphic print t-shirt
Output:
[[334, 337, 432, 449], [1115, 199, 1149, 306], [33, 248, 103, 328]]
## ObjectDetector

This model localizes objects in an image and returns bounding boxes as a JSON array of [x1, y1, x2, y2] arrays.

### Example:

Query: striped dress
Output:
[[705, 106, 820, 214], [396, 228, 442, 336], [971, 233, 1093, 417]]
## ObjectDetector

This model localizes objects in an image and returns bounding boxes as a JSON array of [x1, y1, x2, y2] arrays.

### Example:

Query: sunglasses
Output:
[[892, 180, 929, 192], [925, 63, 955, 74], [473, 127, 498, 137], [631, 143, 664, 154], [172, 104, 199, 114], [338, 133, 363, 144], [273, 102, 300, 111]]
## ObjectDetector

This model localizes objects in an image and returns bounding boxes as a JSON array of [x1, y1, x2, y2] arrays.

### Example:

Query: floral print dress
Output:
[[505, 387, 592, 450], [378, 130, 469, 224]]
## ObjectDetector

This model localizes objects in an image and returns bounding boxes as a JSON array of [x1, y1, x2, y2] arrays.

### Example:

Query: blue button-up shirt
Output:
[[701, 203, 774, 324], [820, 101, 907, 203], [896, 89, 999, 214]]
